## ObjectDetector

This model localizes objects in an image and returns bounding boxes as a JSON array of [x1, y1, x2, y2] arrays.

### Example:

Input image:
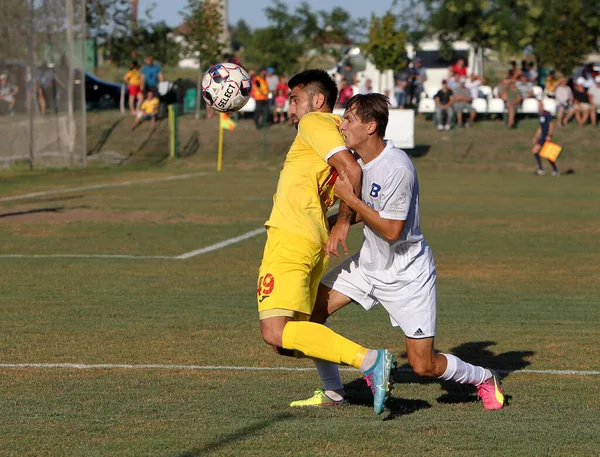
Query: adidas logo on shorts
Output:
[[413, 328, 425, 336]]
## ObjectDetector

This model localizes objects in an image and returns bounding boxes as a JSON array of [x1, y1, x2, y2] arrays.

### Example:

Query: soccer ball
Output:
[[202, 63, 252, 113]]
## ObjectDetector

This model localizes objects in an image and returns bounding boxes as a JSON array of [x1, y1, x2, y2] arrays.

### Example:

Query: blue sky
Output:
[[140, 0, 396, 29]]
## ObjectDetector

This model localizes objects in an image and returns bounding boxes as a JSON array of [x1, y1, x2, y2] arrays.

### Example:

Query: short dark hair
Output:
[[288, 69, 338, 110], [345, 93, 389, 137]]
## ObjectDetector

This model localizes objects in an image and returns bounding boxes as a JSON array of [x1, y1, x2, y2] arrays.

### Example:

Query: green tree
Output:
[[230, 19, 252, 52], [181, 0, 226, 68], [362, 12, 408, 90]]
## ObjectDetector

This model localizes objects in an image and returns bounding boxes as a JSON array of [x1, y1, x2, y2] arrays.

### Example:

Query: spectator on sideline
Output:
[[544, 71, 559, 98], [580, 64, 596, 89], [434, 79, 454, 131], [454, 78, 476, 127], [336, 79, 354, 108], [273, 87, 287, 124], [37, 63, 56, 114], [252, 68, 269, 129], [140, 55, 163, 95], [564, 78, 593, 127], [338, 62, 357, 87], [124, 61, 142, 115], [407, 58, 427, 107], [0, 73, 18, 115], [465, 73, 485, 100], [532, 100, 559, 176], [447, 73, 461, 91], [359, 79, 374, 94], [528, 62, 538, 84], [276, 75, 289, 96], [450, 57, 468, 78], [394, 76, 407, 108], [131, 90, 159, 129], [587, 75, 600, 127], [515, 73, 534, 99], [384, 89, 398, 108], [555, 77, 573, 127], [266, 67, 279, 108], [502, 79, 522, 129]]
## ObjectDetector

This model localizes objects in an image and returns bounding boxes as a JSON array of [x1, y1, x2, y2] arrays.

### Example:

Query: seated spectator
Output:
[[434, 80, 454, 131], [0, 73, 18, 115], [337, 79, 354, 108], [544, 71, 559, 98], [502, 79, 522, 128], [520, 60, 530, 80], [359, 79, 374, 94], [131, 90, 159, 129], [454, 78, 476, 127], [465, 73, 485, 99], [450, 58, 468, 78], [384, 89, 398, 108], [580, 64, 596, 89], [554, 77, 573, 127], [447, 74, 461, 91], [393, 76, 407, 108], [587, 75, 600, 127], [515, 73, 534, 99], [509, 61, 521, 80], [528, 62, 538, 84], [563, 78, 592, 127]]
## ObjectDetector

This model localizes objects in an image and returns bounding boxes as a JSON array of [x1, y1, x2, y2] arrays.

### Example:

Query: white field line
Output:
[[0, 363, 598, 376], [0, 172, 207, 203], [0, 228, 266, 260]]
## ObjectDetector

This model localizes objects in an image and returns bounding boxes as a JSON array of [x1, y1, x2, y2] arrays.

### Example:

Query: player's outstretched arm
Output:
[[325, 150, 362, 258]]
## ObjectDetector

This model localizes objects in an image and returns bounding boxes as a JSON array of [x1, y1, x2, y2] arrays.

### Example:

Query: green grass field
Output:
[[1, 121, 599, 456]]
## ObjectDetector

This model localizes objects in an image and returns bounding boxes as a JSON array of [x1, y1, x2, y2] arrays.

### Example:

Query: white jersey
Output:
[[357, 140, 426, 284]]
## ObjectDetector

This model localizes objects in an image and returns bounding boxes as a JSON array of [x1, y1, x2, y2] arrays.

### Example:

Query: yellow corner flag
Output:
[[217, 113, 237, 172]]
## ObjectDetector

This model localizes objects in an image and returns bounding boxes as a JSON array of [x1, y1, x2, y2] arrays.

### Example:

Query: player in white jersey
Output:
[[291, 93, 505, 411]]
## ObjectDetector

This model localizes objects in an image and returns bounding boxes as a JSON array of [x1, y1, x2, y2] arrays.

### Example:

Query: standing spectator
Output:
[[124, 61, 142, 115], [384, 89, 398, 108], [515, 73, 534, 99], [407, 58, 427, 107], [0, 73, 18, 115], [528, 62, 538, 84], [336, 79, 354, 108], [555, 77, 573, 127], [273, 87, 287, 124], [544, 71, 559, 98], [465, 73, 484, 100], [359, 79, 374, 94], [587, 75, 600, 127], [434, 79, 454, 130], [37, 63, 56, 114], [502, 79, 522, 128], [531, 100, 559, 176], [276, 75, 289, 96], [140, 55, 163, 94], [131, 90, 159, 129], [394, 76, 407, 108], [564, 78, 593, 127], [252, 68, 269, 129], [450, 57, 468, 78], [266, 67, 279, 108], [454, 78, 476, 127], [338, 62, 357, 87]]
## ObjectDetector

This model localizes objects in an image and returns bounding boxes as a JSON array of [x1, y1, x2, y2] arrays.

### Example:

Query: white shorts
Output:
[[321, 245, 437, 339]]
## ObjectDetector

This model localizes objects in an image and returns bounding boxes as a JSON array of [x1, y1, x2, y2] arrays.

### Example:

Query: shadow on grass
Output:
[[0, 206, 64, 218], [405, 145, 431, 158], [393, 341, 533, 406], [174, 412, 294, 456]]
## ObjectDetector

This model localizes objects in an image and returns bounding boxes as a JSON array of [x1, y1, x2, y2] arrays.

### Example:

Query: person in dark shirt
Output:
[[532, 100, 559, 176], [434, 80, 454, 130]]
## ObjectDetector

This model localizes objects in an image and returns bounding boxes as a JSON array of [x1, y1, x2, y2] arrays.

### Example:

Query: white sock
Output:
[[440, 353, 491, 385]]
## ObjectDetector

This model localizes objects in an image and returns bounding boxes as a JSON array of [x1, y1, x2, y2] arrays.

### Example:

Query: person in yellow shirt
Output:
[[131, 90, 159, 129], [124, 61, 142, 115], [252, 68, 269, 129], [257, 69, 398, 415]]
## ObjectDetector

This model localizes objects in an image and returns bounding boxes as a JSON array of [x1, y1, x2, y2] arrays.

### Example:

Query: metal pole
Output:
[[28, 0, 35, 170], [80, 0, 87, 166]]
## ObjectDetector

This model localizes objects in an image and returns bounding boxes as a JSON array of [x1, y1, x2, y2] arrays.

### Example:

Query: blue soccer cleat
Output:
[[363, 349, 397, 415]]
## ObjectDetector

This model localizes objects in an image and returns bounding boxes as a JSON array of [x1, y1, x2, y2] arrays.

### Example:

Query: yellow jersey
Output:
[[140, 97, 159, 115], [265, 112, 346, 247], [125, 69, 141, 86]]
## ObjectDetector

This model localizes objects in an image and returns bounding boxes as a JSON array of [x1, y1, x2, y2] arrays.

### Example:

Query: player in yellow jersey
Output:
[[257, 69, 397, 415]]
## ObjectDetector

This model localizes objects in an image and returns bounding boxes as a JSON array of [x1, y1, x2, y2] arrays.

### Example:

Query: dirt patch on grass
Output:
[[2, 207, 264, 226]]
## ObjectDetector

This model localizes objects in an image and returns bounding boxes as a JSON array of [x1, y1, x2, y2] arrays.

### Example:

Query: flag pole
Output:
[[217, 113, 224, 172]]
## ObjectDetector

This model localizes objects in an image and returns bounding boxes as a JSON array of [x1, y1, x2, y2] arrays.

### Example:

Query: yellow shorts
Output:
[[257, 227, 328, 320]]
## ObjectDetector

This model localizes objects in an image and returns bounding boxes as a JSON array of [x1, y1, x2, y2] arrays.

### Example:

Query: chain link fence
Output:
[[0, 0, 86, 169]]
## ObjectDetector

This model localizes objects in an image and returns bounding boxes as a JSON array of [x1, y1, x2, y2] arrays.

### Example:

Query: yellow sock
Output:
[[282, 321, 368, 369]]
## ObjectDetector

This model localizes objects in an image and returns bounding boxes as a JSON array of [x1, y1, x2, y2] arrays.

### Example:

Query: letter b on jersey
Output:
[[370, 183, 382, 197]]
